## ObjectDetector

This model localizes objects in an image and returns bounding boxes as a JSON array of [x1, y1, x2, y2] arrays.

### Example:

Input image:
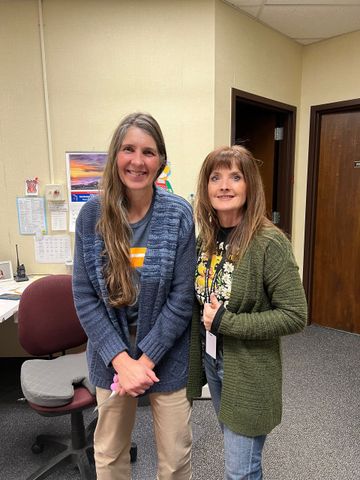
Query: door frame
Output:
[[231, 88, 296, 236], [303, 98, 360, 319]]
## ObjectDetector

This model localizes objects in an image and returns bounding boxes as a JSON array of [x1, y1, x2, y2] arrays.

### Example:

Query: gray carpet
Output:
[[0, 324, 359, 479]]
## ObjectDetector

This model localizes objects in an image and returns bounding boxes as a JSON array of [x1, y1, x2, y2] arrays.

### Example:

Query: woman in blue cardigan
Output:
[[73, 112, 196, 480]]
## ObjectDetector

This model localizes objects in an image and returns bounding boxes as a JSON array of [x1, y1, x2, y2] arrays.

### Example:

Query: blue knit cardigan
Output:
[[72, 187, 196, 392]]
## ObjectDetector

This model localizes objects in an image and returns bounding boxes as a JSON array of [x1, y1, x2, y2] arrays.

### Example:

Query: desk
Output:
[[0, 276, 44, 323]]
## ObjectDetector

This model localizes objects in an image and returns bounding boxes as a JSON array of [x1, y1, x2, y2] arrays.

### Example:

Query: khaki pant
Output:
[[94, 387, 192, 480]]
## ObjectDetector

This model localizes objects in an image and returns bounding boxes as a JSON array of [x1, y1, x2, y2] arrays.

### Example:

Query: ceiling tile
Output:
[[259, 5, 360, 39], [267, 0, 360, 4], [222, 1, 360, 44]]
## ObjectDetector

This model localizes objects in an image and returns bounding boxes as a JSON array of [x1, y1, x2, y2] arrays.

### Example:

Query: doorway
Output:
[[231, 89, 296, 235], [303, 99, 360, 333]]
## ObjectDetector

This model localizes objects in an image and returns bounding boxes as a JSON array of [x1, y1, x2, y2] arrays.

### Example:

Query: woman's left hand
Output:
[[203, 293, 221, 331]]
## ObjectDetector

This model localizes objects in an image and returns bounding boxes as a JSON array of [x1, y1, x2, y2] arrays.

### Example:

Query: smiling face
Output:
[[207, 162, 247, 227], [116, 126, 161, 197]]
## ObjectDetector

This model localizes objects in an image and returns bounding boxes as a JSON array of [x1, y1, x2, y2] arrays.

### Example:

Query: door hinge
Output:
[[272, 211, 280, 224], [274, 127, 284, 141]]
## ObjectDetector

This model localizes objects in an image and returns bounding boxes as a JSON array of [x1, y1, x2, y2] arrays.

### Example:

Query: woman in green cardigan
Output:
[[187, 145, 307, 479]]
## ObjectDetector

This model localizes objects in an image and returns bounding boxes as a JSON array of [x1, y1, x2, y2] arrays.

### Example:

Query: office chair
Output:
[[18, 274, 97, 480]]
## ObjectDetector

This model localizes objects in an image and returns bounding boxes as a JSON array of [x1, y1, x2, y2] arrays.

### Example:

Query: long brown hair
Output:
[[195, 145, 274, 261], [97, 112, 167, 307]]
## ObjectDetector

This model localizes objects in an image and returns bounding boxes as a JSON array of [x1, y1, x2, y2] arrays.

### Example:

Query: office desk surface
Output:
[[0, 276, 45, 323]]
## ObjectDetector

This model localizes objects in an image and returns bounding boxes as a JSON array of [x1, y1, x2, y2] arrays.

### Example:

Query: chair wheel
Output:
[[31, 442, 44, 454], [130, 442, 137, 463]]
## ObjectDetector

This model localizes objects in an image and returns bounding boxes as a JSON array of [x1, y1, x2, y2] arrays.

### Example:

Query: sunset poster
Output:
[[66, 152, 107, 231]]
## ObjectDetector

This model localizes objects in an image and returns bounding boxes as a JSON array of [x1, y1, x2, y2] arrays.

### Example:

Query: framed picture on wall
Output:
[[0, 261, 13, 282], [65, 151, 107, 232]]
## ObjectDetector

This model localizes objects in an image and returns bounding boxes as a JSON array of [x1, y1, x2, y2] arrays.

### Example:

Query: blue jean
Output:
[[204, 352, 266, 480]]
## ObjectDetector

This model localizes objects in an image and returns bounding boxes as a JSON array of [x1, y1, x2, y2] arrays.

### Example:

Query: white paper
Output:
[[206, 331, 217, 359], [48, 202, 68, 212], [50, 211, 67, 231], [34, 235, 71, 263], [0, 299, 19, 323], [17, 197, 46, 235]]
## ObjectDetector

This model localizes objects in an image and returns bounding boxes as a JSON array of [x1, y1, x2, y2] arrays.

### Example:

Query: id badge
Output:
[[206, 330, 217, 359]]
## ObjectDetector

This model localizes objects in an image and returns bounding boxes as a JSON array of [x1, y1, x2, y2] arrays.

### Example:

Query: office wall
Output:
[[294, 30, 360, 269], [214, 0, 303, 144], [0, 0, 214, 275], [0, 0, 49, 273], [214, 0, 304, 260], [2, 0, 359, 354], [214, 2, 360, 269]]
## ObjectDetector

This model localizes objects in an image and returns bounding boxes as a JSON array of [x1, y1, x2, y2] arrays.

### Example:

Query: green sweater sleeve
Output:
[[218, 233, 307, 340]]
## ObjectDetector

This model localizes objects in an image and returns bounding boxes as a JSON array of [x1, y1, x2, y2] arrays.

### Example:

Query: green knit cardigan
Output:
[[187, 227, 307, 437]]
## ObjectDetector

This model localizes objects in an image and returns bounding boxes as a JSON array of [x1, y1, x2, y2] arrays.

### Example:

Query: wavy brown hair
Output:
[[97, 112, 167, 307], [195, 145, 274, 261]]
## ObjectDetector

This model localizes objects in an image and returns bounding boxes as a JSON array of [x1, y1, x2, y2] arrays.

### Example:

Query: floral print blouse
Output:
[[195, 227, 235, 309]]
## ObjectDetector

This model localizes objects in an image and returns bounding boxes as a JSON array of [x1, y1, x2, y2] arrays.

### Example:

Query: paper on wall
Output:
[[34, 235, 71, 263], [50, 211, 67, 231], [17, 197, 47, 235]]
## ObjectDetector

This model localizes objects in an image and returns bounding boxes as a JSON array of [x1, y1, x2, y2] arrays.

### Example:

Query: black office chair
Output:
[[18, 274, 97, 480]]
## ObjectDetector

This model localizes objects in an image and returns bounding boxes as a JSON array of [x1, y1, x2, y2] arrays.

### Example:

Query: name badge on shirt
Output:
[[206, 330, 217, 359]]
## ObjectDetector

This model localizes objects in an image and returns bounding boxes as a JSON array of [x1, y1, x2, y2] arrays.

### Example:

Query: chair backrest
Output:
[[18, 275, 87, 356]]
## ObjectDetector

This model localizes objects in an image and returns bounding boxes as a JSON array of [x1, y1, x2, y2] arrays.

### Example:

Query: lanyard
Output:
[[204, 253, 226, 304]]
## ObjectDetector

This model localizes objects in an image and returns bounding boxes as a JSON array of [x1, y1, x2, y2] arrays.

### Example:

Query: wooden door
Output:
[[311, 110, 360, 332], [232, 89, 296, 236], [235, 107, 276, 217]]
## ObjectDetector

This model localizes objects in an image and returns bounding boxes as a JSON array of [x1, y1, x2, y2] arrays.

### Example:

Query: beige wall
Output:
[[294, 30, 360, 268], [1, 0, 360, 354], [214, 0, 304, 262], [214, 0, 303, 146], [0, 0, 214, 276], [0, 0, 214, 356], [214, 2, 360, 268], [1, 0, 49, 273]]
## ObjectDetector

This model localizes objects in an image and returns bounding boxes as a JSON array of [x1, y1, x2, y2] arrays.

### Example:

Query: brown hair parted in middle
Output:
[[195, 145, 274, 261], [97, 112, 167, 307]]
